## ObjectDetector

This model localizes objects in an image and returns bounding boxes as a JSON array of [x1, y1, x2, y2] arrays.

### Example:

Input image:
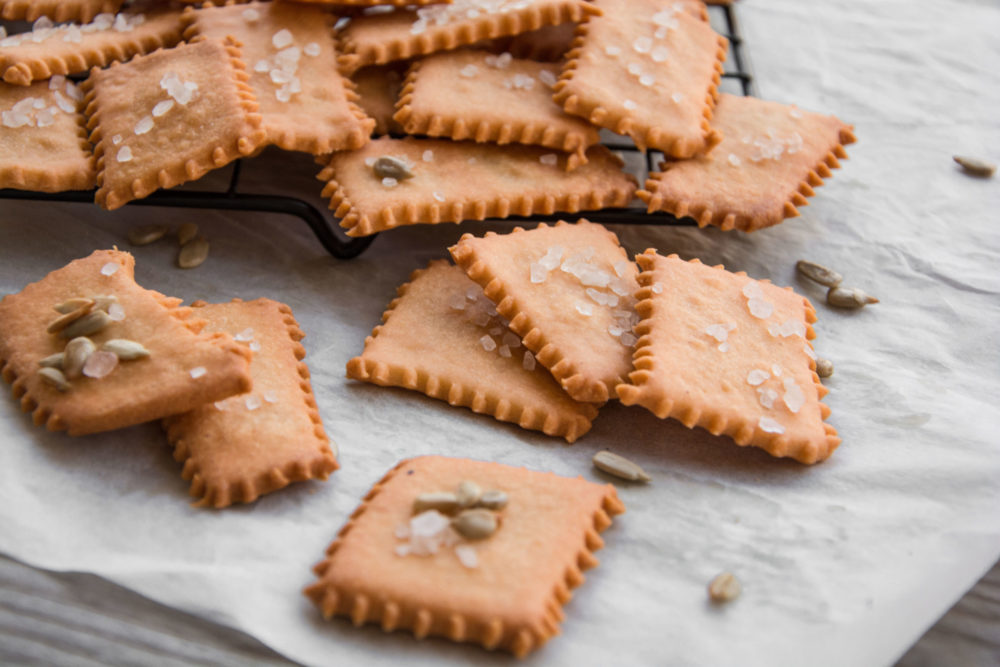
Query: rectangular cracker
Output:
[[163, 298, 338, 509], [185, 1, 374, 154], [553, 0, 727, 157], [0, 78, 95, 192], [82, 37, 266, 210], [335, 0, 601, 73], [450, 219, 639, 403], [0, 249, 253, 436], [0, 0, 123, 23], [638, 93, 857, 231], [305, 455, 624, 657], [0, 10, 186, 86], [350, 63, 406, 135], [346, 261, 599, 442], [394, 49, 600, 167], [616, 250, 840, 464], [317, 136, 637, 237]]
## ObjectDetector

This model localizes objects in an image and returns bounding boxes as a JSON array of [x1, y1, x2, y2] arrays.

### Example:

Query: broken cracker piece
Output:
[[616, 250, 839, 464], [346, 261, 599, 442], [638, 93, 857, 231], [317, 136, 636, 237], [305, 455, 624, 657], [451, 219, 638, 403], [351, 62, 407, 135], [0, 0, 123, 23]]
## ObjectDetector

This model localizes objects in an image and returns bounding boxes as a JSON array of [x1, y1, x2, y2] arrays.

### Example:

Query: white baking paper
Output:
[[1, 1, 998, 665]]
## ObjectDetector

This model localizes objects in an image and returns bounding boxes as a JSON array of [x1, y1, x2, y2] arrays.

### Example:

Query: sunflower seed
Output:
[[953, 156, 996, 178], [455, 480, 482, 507], [177, 222, 199, 246], [708, 572, 741, 603], [101, 339, 151, 361], [592, 451, 651, 483], [59, 309, 112, 339], [39, 353, 65, 369], [177, 238, 210, 269], [816, 358, 834, 378], [63, 337, 97, 379], [46, 302, 94, 333], [413, 492, 460, 515], [372, 156, 414, 181], [827, 286, 879, 309], [38, 367, 71, 392], [53, 297, 94, 314], [451, 509, 497, 540], [477, 490, 508, 510], [795, 260, 843, 288], [128, 224, 169, 246]]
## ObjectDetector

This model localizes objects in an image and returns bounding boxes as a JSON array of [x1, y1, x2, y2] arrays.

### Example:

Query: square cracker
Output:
[[305, 455, 624, 657], [0, 0, 123, 23], [616, 250, 840, 464], [163, 298, 338, 509], [317, 136, 637, 237], [553, 0, 727, 157], [335, 0, 601, 73], [185, 1, 374, 155], [0, 79, 95, 192], [82, 37, 266, 210], [450, 220, 639, 404], [0, 249, 253, 436], [0, 10, 186, 86], [394, 49, 600, 167], [638, 93, 857, 231], [346, 261, 599, 443]]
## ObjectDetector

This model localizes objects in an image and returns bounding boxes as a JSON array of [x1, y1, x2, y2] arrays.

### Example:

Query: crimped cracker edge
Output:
[[163, 298, 339, 509], [616, 250, 840, 464], [552, 15, 727, 157], [450, 219, 628, 404], [637, 125, 858, 231], [0, 0, 123, 24], [81, 36, 266, 211], [345, 261, 598, 442], [303, 456, 625, 657]]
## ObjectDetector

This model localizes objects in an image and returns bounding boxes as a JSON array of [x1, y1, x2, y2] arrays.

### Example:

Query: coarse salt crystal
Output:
[[190, 366, 207, 379], [705, 323, 735, 342], [242, 8, 260, 22], [758, 387, 778, 409], [382, 177, 398, 188], [394, 544, 411, 557], [624, 99, 638, 111], [152, 99, 174, 117], [304, 42, 321, 57], [364, 157, 376, 167], [803, 343, 817, 360], [116, 146, 133, 162], [671, 92, 683, 103], [575, 302, 593, 316], [460, 64, 479, 78], [235, 328, 254, 342], [728, 153, 741, 167], [264, 390, 278, 403], [758, 416, 785, 434], [522, 351, 535, 371], [245, 395, 262, 411], [107, 302, 126, 322], [621, 332, 638, 346], [100, 262, 119, 276], [627, 62, 643, 76], [502, 332, 521, 349], [605, 45, 621, 56], [272, 29, 293, 49], [651, 46, 669, 63], [489, 326, 502, 336], [54, 91, 76, 114], [249, 341, 261, 352], [747, 369, 769, 386], [422, 150, 434, 162], [254, 59, 270, 73], [499, 345, 511, 358], [633, 36, 652, 53], [639, 73, 655, 87], [82, 350, 119, 379], [775, 318, 806, 338], [215, 401, 228, 411], [539, 69, 558, 87], [748, 298, 774, 319], [433, 191, 445, 203], [529, 261, 547, 284], [112, 134, 123, 145], [718, 342, 730, 352], [410, 510, 450, 538], [134, 115, 154, 135], [539, 153, 558, 166], [449, 293, 467, 310], [49, 74, 65, 91], [772, 364, 783, 377], [480, 335, 496, 352], [783, 378, 805, 413], [651, 282, 664, 294], [455, 545, 478, 568]]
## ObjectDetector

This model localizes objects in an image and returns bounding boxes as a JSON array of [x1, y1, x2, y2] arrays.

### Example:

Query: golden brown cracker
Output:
[[305, 455, 624, 657], [0, 249, 253, 436], [185, 1, 374, 154], [0, 78, 95, 192], [317, 136, 637, 237], [350, 62, 406, 135], [450, 220, 638, 404], [394, 49, 600, 166], [616, 250, 839, 464], [637, 94, 857, 231], [82, 37, 266, 210], [163, 298, 338, 509], [0, 10, 186, 86], [346, 261, 599, 442], [0, 0, 123, 23], [553, 0, 726, 157], [335, 0, 601, 73]]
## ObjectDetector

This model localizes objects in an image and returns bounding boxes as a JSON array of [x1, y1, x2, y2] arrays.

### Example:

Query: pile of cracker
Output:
[[0, 0, 855, 234]]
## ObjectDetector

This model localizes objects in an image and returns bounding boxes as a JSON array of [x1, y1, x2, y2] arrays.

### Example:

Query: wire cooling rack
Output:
[[0, 3, 755, 260]]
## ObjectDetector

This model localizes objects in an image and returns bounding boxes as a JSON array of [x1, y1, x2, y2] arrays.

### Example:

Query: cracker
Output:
[[346, 261, 599, 442], [335, 0, 601, 73], [0, 10, 186, 87], [82, 37, 266, 210], [637, 93, 858, 231], [394, 49, 600, 167], [0, 77, 95, 192], [0, 0, 123, 23], [317, 136, 636, 237], [184, 1, 374, 155], [351, 62, 406, 135], [304, 455, 624, 657], [0, 249, 253, 436], [553, 0, 727, 157], [616, 250, 840, 464], [450, 220, 638, 404], [163, 298, 338, 508]]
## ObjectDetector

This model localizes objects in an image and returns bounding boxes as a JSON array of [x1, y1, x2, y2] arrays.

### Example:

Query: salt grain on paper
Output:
[[189, 366, 207, 379]]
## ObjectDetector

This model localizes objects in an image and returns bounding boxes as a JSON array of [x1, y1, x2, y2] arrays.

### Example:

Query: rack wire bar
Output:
[[0, 3, 753, 259]]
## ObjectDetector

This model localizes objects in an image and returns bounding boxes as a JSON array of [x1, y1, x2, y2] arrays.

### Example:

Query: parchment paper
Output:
[[1, 1, 998, 665]]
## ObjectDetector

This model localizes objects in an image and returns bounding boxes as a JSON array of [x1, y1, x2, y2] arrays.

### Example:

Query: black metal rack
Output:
[[0, 3, 754, 260]]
